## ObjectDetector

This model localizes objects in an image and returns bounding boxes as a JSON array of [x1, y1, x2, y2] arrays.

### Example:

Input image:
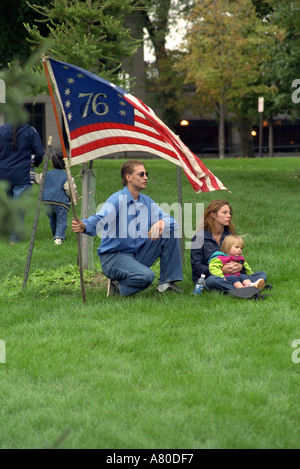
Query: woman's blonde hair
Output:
[[221, 234, 244, 255]]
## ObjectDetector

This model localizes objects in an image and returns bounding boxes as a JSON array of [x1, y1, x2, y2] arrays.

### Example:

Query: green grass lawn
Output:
[[0, 156, 300, 449]]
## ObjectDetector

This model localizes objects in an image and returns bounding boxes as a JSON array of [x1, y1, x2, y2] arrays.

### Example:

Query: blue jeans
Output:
[[226, 273, 253, 286], [100, 235, 183, 296], [6, 184, 32, 200], [45, 204, 68, 240], [6, 184, 32, 242], [205, 271, 268, 292]]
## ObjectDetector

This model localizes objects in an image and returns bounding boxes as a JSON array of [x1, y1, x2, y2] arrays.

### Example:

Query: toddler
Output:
[[208, 234, 265, 290]]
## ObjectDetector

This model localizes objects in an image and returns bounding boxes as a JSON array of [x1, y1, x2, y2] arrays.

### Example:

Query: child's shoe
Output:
[[250, 278, 265, 290], [54, 238, 64, 245]]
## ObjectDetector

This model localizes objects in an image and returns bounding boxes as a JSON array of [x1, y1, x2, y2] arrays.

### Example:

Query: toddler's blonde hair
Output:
[[221, 234, 244, 255]]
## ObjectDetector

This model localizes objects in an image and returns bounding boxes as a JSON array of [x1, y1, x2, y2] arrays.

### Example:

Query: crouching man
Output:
[[72, 160, 183, 296]]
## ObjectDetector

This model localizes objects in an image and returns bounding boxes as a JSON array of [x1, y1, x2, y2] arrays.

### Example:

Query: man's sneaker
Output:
[[107, 279, 120, 297], [250, 278, 265, 291], [54, 238, 64, 245], [156, 282, 182, 293]]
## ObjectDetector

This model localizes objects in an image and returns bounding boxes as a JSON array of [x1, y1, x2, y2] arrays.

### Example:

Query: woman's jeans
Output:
[[226, 273, 255, 286], [205, 271, 268, 292], [6, 184, 32, 242], [100, 235, 183, 296]]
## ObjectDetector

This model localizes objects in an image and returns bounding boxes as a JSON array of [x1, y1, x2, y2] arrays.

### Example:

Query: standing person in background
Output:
[[35, 152, 78, 245], [0, 122, 44, 242]]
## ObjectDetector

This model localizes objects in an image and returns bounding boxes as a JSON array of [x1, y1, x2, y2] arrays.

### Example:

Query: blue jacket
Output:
[[42, 169, 71, 210], [0, 123, 44, 186], [190, 227, 231, 282]]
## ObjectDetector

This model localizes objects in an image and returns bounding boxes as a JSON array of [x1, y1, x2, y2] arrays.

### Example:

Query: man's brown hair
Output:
[[121, 159, 145, 186]]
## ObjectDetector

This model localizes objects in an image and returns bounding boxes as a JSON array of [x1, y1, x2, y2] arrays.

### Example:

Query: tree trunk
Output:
[[268, 117, 274, 157], [218, 101, 225, 159], [237, 119, 255, 158], [80, 162, 95, 270]]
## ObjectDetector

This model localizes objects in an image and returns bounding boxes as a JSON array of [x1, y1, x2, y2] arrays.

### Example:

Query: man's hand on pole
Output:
[[72, 216, 86, 234]]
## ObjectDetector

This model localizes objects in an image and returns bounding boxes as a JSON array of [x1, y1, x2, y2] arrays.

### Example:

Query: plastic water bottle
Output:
[[193, 274, 206, 295]]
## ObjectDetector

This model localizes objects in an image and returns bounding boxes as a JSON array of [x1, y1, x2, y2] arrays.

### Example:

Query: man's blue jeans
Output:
[[205, 271, 268, 292], [100, 235, 183, 296]]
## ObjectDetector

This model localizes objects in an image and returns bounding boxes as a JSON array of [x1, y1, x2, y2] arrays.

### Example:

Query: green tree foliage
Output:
[[246, 1, 300, 155], [0, 0, 49, 67], [258, 1, 300, 118], [252, 0, 273, 17], [141, 0, 187, 128], [24, 0, 141, 87], [0, 45, 49, 123], [175, 0, 283, 158]]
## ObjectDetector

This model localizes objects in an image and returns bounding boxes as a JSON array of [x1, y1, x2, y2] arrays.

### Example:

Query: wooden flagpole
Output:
[[176, 166, 185, 267], [23, 136, 53, 289], [42, 57, 86, 303]]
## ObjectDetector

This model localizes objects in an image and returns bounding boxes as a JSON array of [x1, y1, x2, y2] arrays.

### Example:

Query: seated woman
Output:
[[190, 199, 267, 292]]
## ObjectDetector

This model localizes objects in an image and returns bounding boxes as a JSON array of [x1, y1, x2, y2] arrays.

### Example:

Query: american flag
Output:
[[46, 57, 228, 193]]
